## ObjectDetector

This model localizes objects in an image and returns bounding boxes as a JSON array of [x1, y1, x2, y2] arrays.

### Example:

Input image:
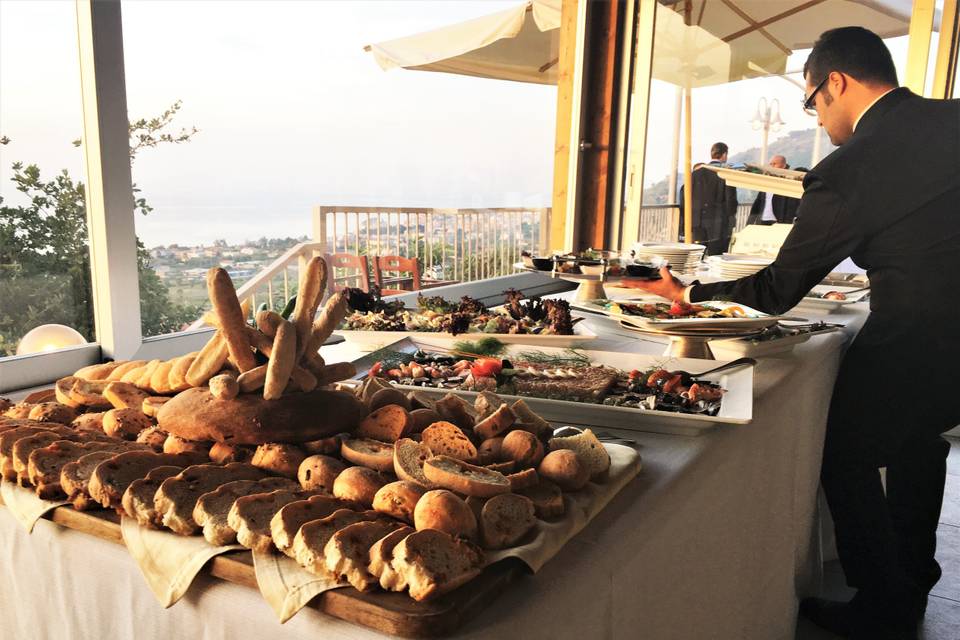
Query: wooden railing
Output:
[[312, 206, 550, 283]]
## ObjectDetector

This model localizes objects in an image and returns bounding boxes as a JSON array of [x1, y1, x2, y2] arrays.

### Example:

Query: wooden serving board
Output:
[[0, 495, 524, 638]]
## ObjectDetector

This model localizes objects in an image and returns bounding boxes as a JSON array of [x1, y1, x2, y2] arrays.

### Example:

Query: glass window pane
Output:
[[0, 0, 93, 357], [121, 0, 557, 338]]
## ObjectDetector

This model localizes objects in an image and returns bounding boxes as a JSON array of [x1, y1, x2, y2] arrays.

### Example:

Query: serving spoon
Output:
[[672, 356, 756, 384]]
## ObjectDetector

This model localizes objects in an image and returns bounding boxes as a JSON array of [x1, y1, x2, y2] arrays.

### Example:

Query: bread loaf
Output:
[[193, 477, 298, 545], [548, 428, 611, 481], [90, 450, 203, 510], [28, 440, 123, 499], [387, 529, 484, 601], [413, 489, 477, 540], [270, 494, 348, 557], [324, 520, 404, 591], [251, 443, 307, 478]]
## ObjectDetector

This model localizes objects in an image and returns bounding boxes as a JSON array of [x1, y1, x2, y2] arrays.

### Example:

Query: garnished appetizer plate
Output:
[[572, 299, 782, 330]]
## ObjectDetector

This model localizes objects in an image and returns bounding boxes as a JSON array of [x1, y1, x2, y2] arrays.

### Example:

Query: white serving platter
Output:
[[571, 299, 781, 331], [348, 339, 754, 436], [792, 285, 870, 311], [710, 325, 841, 359], [335, 320, 597, 350]]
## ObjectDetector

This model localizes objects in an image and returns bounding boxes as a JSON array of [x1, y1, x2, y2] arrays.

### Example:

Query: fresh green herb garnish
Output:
[[452, 336, 506, 357], [512, 348, 591, 367]]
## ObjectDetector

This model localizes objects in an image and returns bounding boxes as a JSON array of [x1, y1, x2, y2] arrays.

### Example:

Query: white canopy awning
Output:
[[364, 0, 927, 88], [364, 0, 561, 85]]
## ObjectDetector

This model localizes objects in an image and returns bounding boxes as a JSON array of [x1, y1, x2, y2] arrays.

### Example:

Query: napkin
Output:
[[253, 549, 349, 623], [121, 515, 244, 607], [485, 443, 642, 572], [0, 480, 69, 533]]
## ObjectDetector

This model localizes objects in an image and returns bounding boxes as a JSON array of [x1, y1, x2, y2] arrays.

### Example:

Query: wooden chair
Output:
[[373, 255, 421, 296], [325, 253, 370, 295]]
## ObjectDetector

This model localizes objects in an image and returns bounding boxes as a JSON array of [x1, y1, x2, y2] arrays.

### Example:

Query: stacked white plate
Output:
[[708, 254, 774, 279], [632, 242, 706, 276]]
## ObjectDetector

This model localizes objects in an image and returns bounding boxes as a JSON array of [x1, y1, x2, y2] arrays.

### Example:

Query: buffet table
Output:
[[0, 292, 869, 639]]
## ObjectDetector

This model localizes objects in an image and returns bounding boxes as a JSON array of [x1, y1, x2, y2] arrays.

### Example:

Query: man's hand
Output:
[[617, 265, 687, 301]]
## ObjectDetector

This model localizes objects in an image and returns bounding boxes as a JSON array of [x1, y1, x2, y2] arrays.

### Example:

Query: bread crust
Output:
[[157, 387, 368, 444], [413, 489, 477, 540], [422, 455, 511, 498], [333, 466, 387, 507], [500, 430, 545, 469], [341, 438, 395, 472], [270, 494, 347, 556], [420, 421, 477, 463], [372, 481, 426, 523]]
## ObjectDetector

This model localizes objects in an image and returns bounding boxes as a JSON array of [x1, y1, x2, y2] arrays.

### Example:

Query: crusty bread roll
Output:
[[103, 408, 152, 440], [29, 402, 79, 425], [251, 443, 307, 478], [163, 434, 213, 457], [298, 454, 347, 493], [302, 434, 344, 456], [156, 387, 368, 444], [356, 404, 412, 443], [473, 403, 515, 441], [413, 489, 477, 540], [477, 437, 504, 465], [368, 388, 411, 412], [506, 468, 539, 492], [479, 493, 536, 550], [500, 430, 544, 469], [392, 438, 436, 489], [208, 441, 255, 464], [409, 408, 442, 434], [548, 428, 611, 481], [333, 466, 387, 507], [372, 480, 426, 523], [537, 449, 589, 491], [517, 478, 565, 519]]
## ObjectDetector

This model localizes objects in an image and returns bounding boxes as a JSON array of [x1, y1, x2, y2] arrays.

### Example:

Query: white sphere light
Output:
[[16, 324, 88, 356]]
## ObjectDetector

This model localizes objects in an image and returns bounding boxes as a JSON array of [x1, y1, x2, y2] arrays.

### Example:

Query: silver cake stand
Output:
[[617, 320, 767, 360]]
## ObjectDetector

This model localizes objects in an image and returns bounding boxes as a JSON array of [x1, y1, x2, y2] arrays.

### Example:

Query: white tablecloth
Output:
[[0, 296, 869, 640]]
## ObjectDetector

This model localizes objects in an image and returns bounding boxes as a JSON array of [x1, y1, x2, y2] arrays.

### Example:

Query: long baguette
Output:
[[315, 362, 357, 387], [237, 364, 268, 393], [256, 310, 284, 337], [186, 331, 229, 387], [304, 291, 348, 358], [301, 351, 326, 378], [292, 257, 327, 360], [207, 268, 257, 372], [289, 367, 318, 392], [264, 320, 297, 400], [246, 326, 274, 357]]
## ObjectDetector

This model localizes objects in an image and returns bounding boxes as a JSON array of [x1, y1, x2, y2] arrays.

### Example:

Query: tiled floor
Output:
[[796, 437, 960, 639]]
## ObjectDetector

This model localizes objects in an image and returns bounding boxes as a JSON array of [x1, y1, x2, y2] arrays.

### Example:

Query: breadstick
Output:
[[186, 331, 229, 387], [303, 290, 348, 358], [209, 374, 240, 400], [314, 362, 356, 387], [167, 353, 198, 392], [246, 326, 274, 358], [264, 320, 297, 400], [237, 364, 268, 393], [207, 268, 257, 372], [256, 310, 284, 337], [292, 257, 327, 360], [202, 310, 220, 328], [106, 360, 147, 381], [301, 350, 326, 378], [289, 366, 318, 393]]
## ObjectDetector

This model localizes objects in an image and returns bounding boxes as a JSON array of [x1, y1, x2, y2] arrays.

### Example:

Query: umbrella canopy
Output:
[[365, 0, 924, 88], [364, 0, 561, 85]]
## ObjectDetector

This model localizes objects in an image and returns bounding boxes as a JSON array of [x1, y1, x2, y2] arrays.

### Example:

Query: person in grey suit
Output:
[[625, 27, 960, 640]]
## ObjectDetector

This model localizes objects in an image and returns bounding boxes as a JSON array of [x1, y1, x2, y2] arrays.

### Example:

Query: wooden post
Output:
[[682, 1, 694, 245], [550, 0, 579, 252], [932, 0, 960, 99], [905, 0, 936, 95]]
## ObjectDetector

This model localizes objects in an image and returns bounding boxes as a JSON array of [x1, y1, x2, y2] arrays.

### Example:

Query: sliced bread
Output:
[[121, 465, 185, 526], [473, 390, 505, 421], [392, 438, 436, 489], [193, 476, 298, 545], [324, 520, 404, 591], [28, 440, 123, 499], [228, 488, 314, 552], [91, 450, 214, 511], [479, 493, 536, 549], [356, 404, 412, 442], [1, 425, 70, 481], [291, 508, 378, 575], [548, 428, 611, 481], [368, 525, 415, 590], [433, 393, 476, 431], [473, 403, 516, 441], [270, 494, 350, 557], [340, 438, 395, 472], [388, 529, 484, 601], [154, 462, 266, 535], [420, 421, 477, 462], [422, 455, 510, 498], [516, 478, 565, 519]]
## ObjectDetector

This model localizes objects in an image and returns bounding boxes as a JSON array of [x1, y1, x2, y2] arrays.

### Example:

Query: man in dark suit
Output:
[[747, 155, 801, 224], [626, 27, 959, 640], [678, 142, 739, 254]]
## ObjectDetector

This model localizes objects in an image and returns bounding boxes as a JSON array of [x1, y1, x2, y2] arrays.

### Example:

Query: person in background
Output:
[[624, 26, 960, 640], [746, 155, 800, 225], [678, 143, 738, 254]]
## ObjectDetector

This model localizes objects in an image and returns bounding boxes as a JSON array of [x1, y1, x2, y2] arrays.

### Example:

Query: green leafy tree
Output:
[[0, 101, 201, 356]]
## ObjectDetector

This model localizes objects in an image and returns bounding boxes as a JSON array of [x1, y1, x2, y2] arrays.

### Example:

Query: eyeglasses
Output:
[[802, 76, 828, 116]]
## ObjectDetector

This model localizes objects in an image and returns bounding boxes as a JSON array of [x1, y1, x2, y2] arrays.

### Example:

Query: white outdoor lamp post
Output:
[[750, 97, 785, 166]]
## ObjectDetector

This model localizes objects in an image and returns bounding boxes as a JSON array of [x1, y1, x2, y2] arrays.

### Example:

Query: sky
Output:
[[0, 0, 942, 248]]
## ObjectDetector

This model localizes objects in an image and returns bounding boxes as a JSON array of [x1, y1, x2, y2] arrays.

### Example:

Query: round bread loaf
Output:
[[413, 489, 477, 540], [500, 430, 544, 468], [156, 387, 367, 444], [333, 466, 387, 507], [372, 480, 426, 523], [298, 454, 347, 492], [477, 436, 504, 465], [537, 449, 589, 491]]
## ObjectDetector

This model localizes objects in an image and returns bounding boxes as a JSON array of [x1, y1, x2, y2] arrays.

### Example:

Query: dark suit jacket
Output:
[[747, 192, 800, 224], [692, 89, 960, 432], [679, 163, 738, 245]]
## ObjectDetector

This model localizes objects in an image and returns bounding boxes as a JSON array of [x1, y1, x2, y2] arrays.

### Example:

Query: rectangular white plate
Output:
[[348, 339, 754, 437], [792, 285, 870, 311], [571, 299, 780, 330], [335, 321, 597, 350]]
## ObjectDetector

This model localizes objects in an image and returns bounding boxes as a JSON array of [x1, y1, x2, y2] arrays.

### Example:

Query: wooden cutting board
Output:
[[0, 496, 525, 637]]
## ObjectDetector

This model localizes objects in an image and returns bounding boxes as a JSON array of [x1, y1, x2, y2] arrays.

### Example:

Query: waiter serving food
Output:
[[625, 26, 960, 640]]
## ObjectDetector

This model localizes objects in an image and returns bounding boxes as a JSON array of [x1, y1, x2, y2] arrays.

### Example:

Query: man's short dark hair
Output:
[[803, 27, 898, 87], [710, 142, 728, 159]]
